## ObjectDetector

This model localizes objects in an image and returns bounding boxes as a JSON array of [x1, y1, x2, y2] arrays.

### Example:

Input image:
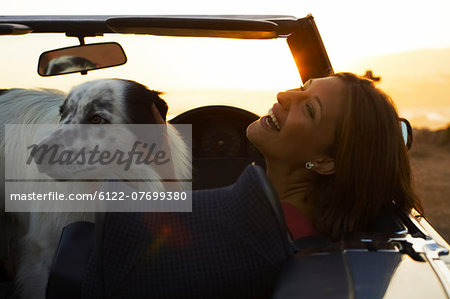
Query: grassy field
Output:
[[410, 126, 450, 242]]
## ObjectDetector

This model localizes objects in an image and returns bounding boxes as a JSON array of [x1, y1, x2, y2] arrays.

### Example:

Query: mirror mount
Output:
[[77, 36, 85, 46], [65, 32, 104, 45]]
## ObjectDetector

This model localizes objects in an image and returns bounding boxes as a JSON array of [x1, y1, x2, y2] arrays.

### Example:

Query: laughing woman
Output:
[[246, 72, 423, 240]]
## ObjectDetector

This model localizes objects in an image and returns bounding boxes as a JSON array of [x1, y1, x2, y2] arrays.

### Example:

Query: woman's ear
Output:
[[312, 157, 335, 175]]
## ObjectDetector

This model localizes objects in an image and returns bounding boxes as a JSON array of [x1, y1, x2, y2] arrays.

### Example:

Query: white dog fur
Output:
[[0, 79, 190, 299]]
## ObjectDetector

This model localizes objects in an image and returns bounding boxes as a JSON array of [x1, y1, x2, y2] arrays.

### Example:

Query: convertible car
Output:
[[0, 15, 449, 298]]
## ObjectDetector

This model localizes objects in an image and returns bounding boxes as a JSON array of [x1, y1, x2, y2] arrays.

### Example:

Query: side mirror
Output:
[[400, 118, 413, 150], [38, 42, 127, 76]]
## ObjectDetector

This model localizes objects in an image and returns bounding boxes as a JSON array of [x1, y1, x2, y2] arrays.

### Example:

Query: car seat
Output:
[[47, 164, 294, 299]]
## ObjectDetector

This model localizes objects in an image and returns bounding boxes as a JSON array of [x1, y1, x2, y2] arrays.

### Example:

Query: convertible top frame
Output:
[[0, 14, 334, 83]]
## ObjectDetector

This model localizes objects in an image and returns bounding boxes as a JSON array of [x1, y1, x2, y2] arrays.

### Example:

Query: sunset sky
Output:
[[2, 0, 450, 128]]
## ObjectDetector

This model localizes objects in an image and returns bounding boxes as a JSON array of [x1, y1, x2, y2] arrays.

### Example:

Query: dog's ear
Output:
[[153, 92, 168, 121], [124, 80, 168, 124]]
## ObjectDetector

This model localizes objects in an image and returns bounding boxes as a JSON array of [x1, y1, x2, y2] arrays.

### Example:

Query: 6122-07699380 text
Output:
[[9, 191, 187, 201]]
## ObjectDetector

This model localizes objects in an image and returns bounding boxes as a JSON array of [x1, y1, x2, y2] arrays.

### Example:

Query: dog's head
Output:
[[45, 56, 98, 75], [59, 79, 168, 125], [34, 79, 170, 179]]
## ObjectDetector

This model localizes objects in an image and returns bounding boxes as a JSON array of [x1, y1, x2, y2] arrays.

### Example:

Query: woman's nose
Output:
[[277, 91, 290, 109], [277, 90, 299, 109]]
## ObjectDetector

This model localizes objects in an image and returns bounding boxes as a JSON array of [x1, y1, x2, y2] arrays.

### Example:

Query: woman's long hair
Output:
[[312, 73, 423, 240]]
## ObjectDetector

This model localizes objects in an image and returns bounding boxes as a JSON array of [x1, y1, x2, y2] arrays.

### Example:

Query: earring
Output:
[[305, 161, 314, 170]]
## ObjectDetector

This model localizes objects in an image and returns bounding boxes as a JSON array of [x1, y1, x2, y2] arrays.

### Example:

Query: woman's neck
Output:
[[266, 161, 315, 219]]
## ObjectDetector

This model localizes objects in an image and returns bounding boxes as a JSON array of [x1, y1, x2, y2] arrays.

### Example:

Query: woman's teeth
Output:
[[268, 108, 280, 130]]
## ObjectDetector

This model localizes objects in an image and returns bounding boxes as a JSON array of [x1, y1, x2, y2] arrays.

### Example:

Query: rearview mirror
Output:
[[38, 42, 127, 76]]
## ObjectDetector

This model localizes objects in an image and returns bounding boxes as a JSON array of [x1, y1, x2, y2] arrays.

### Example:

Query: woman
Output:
[[246, 72, 423, 240]]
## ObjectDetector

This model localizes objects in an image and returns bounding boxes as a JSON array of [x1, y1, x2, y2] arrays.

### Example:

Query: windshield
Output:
[[0, 33, 300, 118]]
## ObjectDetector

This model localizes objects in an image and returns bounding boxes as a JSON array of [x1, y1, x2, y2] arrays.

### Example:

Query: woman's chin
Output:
[[246, 120, 261, 146]]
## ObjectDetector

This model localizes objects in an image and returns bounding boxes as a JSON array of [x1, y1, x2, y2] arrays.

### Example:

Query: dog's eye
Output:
[[91, 115, 104, 124], [59, 109, 68, 120]]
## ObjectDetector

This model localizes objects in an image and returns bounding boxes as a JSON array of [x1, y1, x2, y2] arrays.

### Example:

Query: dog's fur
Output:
[[0, 79, 190, 299], [0, 88, 65, 286]]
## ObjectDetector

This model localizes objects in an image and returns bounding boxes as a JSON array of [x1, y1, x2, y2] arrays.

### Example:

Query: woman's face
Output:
[[247, 76, 346, 167]]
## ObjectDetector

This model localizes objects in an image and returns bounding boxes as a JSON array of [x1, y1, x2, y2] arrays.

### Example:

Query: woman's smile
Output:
[[262, 108, 281, 131]]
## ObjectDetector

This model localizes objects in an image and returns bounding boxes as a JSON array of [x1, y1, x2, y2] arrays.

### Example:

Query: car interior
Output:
[[0, 14, 449, 299]]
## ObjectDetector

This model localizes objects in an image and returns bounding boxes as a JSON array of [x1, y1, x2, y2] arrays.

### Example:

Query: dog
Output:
[[0, 79, 191, 299], [44, 56, 98, 75]]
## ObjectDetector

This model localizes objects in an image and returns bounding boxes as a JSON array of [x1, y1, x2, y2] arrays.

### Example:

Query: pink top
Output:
[[281, 202, 317, 240]]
